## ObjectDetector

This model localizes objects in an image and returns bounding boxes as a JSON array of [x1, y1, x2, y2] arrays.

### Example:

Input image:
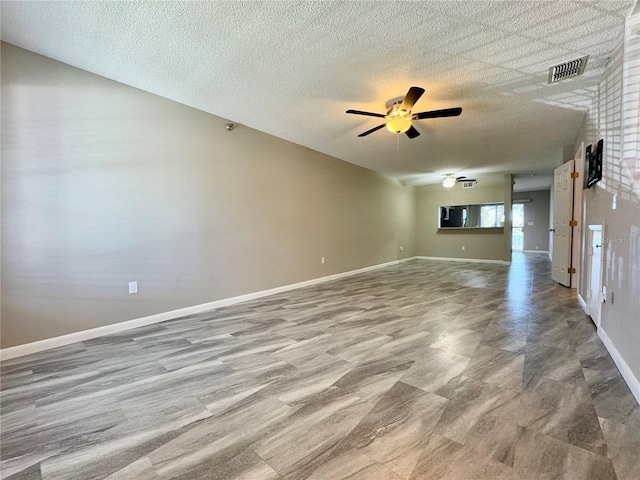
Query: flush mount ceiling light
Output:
[[442, 176, 456, 189], [346, 86, 462, 139]]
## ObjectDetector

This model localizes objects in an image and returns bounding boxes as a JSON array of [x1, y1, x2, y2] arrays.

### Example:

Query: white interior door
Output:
[[588, 226, 604, 327], [551, 160, 574, 286]]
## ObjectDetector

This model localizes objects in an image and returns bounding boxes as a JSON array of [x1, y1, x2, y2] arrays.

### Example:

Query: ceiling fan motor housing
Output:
[[386, 102, 410, 118]]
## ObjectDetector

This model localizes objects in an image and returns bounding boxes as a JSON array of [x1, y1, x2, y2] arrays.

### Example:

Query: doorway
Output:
[[512, 203, 524, 251], [588, 225, 604, 327]]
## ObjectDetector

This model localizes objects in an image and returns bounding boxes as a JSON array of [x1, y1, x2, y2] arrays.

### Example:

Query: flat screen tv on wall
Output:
[[586, 139, 603, 189]]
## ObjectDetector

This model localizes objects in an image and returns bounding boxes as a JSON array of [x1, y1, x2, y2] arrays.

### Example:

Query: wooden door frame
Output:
[[551, 160, 575, 287], [571, 142, 585, 291]]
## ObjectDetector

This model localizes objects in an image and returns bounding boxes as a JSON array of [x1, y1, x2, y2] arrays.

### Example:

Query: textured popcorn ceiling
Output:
[[0, 0, 633, 188]]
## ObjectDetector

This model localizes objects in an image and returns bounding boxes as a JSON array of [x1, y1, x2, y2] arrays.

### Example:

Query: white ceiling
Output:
[[1, 1, 634, 190]]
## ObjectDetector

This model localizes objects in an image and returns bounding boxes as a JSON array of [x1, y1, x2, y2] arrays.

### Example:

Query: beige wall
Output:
[[415, 175, 512, 262], [575, 31, 640, 385], [0, 44, 416, 348], [514, 190, 551, 252]]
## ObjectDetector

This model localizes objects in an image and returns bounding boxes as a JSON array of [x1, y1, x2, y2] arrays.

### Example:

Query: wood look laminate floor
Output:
[[1, 254, 639, 480]]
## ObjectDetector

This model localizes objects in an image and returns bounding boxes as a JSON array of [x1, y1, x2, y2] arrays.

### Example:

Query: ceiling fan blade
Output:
[[405, 125, 420, 139], [414, 107, 463, 120], [400, 86, 425, 111], [346, 109, 386, 118], [358, 124, 386, 137]]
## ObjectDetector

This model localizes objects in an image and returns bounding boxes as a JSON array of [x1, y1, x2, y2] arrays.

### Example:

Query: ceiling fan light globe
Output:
[[442, 177, 456, 188], [386, 116, 412, 134]]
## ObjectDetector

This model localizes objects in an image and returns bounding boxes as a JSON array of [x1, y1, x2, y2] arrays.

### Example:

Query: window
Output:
[[480, 204, 505, 228]]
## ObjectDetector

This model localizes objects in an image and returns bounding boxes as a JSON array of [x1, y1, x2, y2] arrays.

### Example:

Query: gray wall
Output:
[[415, 175, 512, 262], [514, 190, 551, 252], [1, 44, 416, 348]]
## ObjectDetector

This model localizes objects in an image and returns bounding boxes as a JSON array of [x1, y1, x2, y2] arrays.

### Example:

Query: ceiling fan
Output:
[[456, 176, 477, 183], [346, 86, 462, 139], [442, 175, 477, 188]]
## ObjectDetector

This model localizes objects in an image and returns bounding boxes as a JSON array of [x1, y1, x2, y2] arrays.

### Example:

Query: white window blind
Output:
[[622, 12, 640, 202], [585, 9, 640, 205]]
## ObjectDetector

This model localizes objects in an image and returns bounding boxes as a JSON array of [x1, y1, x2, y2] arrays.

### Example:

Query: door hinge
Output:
[[568, 267, 576, 274], [571, 172, 579, 179], [569, 220, 578, 227]]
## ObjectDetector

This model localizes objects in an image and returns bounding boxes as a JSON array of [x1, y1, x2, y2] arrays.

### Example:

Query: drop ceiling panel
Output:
[[519, 6, 619, 40]]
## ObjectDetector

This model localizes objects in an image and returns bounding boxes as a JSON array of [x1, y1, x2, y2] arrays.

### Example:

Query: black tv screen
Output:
[[583, 144, 592, 189], [586, 139, 603, 189]]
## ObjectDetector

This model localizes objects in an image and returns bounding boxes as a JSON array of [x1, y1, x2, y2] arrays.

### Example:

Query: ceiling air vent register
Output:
[[548, 56, 588, 84]]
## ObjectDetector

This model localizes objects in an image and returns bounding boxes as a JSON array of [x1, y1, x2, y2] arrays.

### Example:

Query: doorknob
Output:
[[549, 228, 555, 232], [595, 244, 601, 248]]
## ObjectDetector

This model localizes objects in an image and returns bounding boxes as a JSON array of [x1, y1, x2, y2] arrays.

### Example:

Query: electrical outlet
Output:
[[461, 246, 465, 251], [128, 281, 138, 294], [321, 257, 325, 264]]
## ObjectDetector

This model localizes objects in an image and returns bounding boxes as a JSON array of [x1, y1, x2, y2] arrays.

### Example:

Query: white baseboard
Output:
[[0, 257, 417, 361], [523, 250, 549, 254], [598, 326, 640, 406], [577, 293, 588, 313], [416, 256, 510, 265]]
